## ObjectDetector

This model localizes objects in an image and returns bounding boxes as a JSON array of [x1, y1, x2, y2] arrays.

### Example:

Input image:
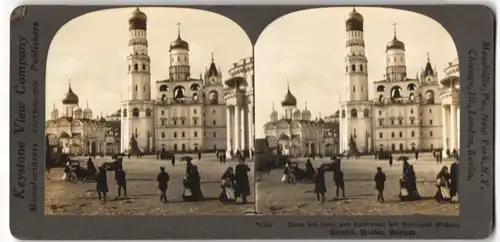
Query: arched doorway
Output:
[[310, 143, 316, 157], [91, 142, 97, 155], [325, 144, 333, 156]]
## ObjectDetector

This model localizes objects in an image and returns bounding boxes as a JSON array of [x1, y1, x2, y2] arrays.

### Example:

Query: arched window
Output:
[[353, 86, 355, 92], [145, 108, 151, 117], [407, 83, 417, 91], [132, 108, 139, 117], [351, 64, 356, 72], [376, 85, 385, 92], [142, 64, 146, 71], [350, 109, 357, 118], [135, 85, 138, 91], [159, 85, 168, 92], [123, 109, 127, 117], [134, 64, 138, 71], [360, 64, 364, 71], [363, 109, 369, 118], [161, 132, 165, 138]]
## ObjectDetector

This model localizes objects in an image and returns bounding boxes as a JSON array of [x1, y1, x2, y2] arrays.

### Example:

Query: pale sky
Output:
[[46, 7, 251, 119], [254, 7, 458, 138]]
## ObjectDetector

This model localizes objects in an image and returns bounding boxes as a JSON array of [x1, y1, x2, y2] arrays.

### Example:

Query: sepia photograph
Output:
[[44, 7, 255, 215], [254, 7, 460, 215]]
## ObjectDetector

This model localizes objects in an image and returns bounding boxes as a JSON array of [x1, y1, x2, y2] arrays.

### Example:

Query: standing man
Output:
[[115, 167, 127, 198], [234, 159, 251, 204], [157, 167, 170, 203], [374, 167, 386, 202], [198, 152, 202, 161], [334, 169, 345, 199]]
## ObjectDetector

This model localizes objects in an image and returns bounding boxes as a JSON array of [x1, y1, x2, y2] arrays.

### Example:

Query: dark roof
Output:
[[170, 36, 189, 50], [346, 7, 364, 31], [129, 7, 147, 30], [386, 36, 405, 51], [423, 61, 434, 77], [207, 62, 219, 77], [281, 86, 297, 106], [62, 85, 79, 105]]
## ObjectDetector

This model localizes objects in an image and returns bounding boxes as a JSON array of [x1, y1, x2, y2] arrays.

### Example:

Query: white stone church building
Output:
[[121, 8, 254, 156], [339, 8, 460, 154]]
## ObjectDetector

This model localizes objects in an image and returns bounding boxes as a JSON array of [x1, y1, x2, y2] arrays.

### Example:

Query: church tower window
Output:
[[360, 64, 363, 71], [145, 108, 151, 117], [132, 108, 139, 117], [351, 64, 356, 71], [134, 64, 138, 71], [142, 64, 146, 70]]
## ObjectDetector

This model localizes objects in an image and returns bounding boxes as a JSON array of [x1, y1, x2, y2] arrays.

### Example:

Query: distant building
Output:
[[339, 8, 455, 154], [120, 8, 253, 157], [262, 86, 331, 157], [439, 58, 460, 156], [45, 84, 107, 155]]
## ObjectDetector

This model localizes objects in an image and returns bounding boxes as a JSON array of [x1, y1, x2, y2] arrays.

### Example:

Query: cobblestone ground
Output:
[[256, 153, 459, 215], [45, 154, 255, 215]]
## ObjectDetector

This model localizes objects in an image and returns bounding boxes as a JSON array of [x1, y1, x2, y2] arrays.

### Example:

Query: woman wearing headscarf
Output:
[[435, 166, 452, 202], [219, 167, 236, 203]]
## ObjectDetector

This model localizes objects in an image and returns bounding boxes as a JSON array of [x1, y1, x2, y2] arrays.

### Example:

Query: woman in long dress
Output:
[[399, 165, 420, 201], [314, 166, 327, 203], [219, 167, 236, 203], [435, 166, 452, 203], [182, 165, 204, 201]]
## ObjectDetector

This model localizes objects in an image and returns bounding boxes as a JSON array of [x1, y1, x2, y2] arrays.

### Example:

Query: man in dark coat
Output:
[[389, 155, 393, 167], [157, 167, 170, 203], [234, 159, 251, 204], [171, 154, 176, 167], [415, 151, 419, 160], [96, 166, 108, 202], [374, 167, 386, 202], [198, 152, 202, 160], [334, 169, 345, 199], [450, 159, 459, 199], [115, 168, 127, 197], [314, 166, 327, 202]]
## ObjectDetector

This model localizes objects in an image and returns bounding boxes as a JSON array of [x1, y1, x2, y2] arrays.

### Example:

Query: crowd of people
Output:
[[279, 152, 459, 204], [58, 152, 252, 205]]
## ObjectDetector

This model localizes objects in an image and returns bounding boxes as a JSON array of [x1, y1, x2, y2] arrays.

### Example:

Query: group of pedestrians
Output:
[[304, 154, 459, 204]]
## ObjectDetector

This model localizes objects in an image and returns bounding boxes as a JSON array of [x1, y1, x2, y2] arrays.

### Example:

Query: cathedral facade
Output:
[[262, 86, 331, 157], [45, 84, 109, 155], [121, 8, 253, 155], [340, 8, 456, 154]]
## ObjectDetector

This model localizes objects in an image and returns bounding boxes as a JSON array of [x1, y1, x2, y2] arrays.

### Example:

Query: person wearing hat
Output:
[[156, 167, 170, 203], [373, 167, 386, 202]]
